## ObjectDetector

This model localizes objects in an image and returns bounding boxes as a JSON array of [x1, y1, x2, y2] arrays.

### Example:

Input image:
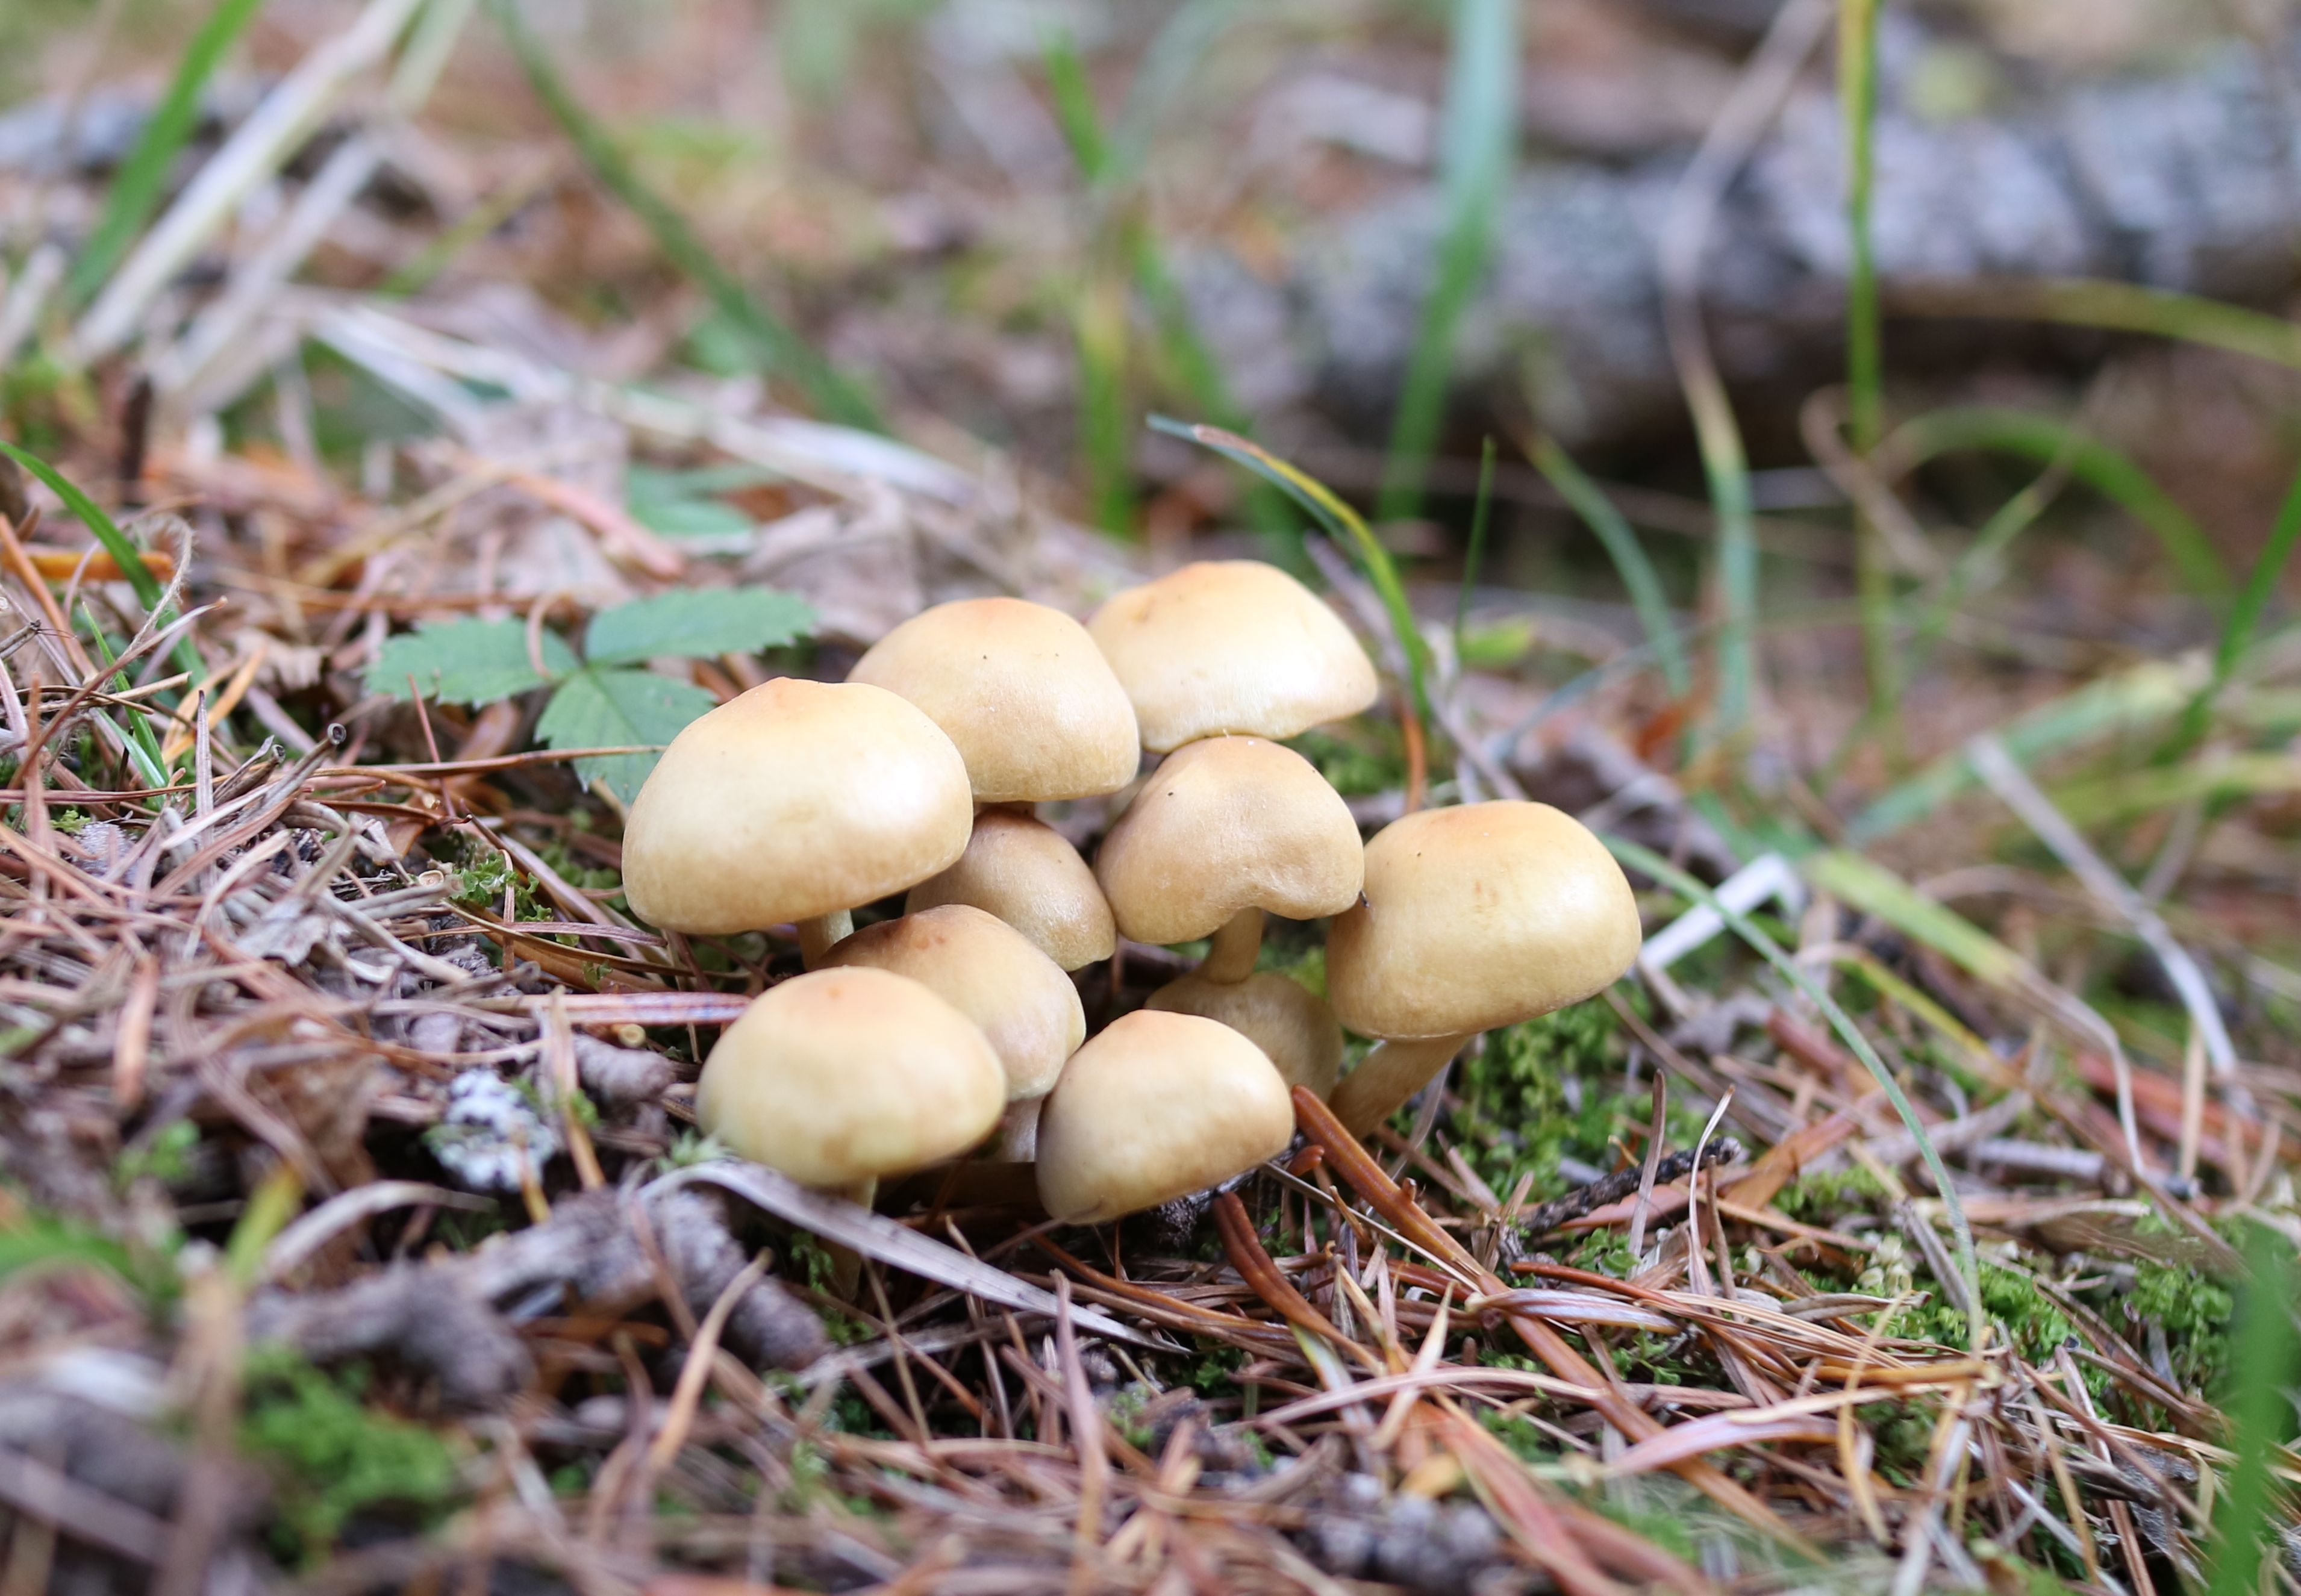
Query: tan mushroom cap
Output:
[[848, 597, 1140, 802], [1034, 1011, 1294, 1222], [906, 809, 1116, 970], [1086, 561, 1379, 751], [819, 905, 1084, 1102], [1144, 971, 1343, 1098], [1095, 737, 1363, 946], [1327, 802, 1641, 1041], [696, 967, 1005, 1187], [621, 678, 973, 937]]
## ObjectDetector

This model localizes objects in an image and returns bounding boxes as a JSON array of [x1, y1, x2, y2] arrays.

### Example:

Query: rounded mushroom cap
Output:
[[1144, 970, 1343, 1099], [819, 905, 1085, 1101], [1034, 1011, 1294, 1223], [696, 967, 1005, 1186], [849, 597, 1140, 802], [905, 809, 1116, 970], [621, 678, 973, 936], [1086, 561, 1379, 751], [1095, 737, 1364, 945], [1327, 802, 1641, 1041]]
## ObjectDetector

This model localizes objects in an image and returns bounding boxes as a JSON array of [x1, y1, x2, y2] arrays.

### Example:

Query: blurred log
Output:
[[1186, 31, 2301, 449]]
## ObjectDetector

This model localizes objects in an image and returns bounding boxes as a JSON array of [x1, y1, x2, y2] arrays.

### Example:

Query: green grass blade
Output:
[[2205, 1226, 2300, 1596], [1883, 405, 2229, 598], [1902, 275, 2301, 372], [1849, 655, 2203, 842], [1107, 0, 1242, 190], [65, 0, 271, 308], [2167, 457, 2301, 757], [1454, 437, 1496, 660], [1376, 0, 1516, 524], [487, 0, 881, 432], [1606, 835, 1981, 1326], [0, 441, 202, 683], [1041, 31, 1110, 185], [82, 604, 171, 788], [1838, 0, 1902, 755], [1151, 416, 1431, 725], [1528, 436, 1691, 697]]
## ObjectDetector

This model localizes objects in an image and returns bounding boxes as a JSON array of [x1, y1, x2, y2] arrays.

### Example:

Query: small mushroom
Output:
[[1034, 1011, 1294, 1223], [696, 967, 1005, 1188], [818, 904, 1085, 1158], [1144, 970, 1343, 1098], [905, 808, 1117, 971], [1325, 802, 1641, 1135], [1096, 735, 1361, 1080], [620, 678, 973, 964], [849, 597, 1140, 803], [1085, 560, 1379, 752]]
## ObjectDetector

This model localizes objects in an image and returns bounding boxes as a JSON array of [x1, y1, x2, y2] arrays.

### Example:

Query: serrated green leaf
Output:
[[537, 667, 718, 803], [584, 587, 816, 667], [368, 619, 579, 706], [626, 464, 776, 540], [628, 496, 757, 539]]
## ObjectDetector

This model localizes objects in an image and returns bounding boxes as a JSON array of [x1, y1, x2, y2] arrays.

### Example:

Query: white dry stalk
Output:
[[69, 0, 428, 364], [162, 0, 478, 404], [1965, 734, 2240, 1080], [157, 134, 386, 398], [0, 243, 64, 367]]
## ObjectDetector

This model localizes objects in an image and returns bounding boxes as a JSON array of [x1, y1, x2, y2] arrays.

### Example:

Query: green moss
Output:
[[1443, 1002, 1700, 1203], [1285, 728, 1404, 797], [238, 1348, 458, 1563], [2131, 1255, 2235, 1393], [1775, 1165, 1893, 1227]]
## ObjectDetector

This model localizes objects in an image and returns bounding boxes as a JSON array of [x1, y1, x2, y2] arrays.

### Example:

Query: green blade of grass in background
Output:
[[1375, 0, 1517, 525], [2165, 458, 2301, 758], [1528, 436, 1692, 698], [1043, 31, 1134, 535], [486, 0, 882, 432], [65, 0, 272, 308], [1884, 405, 2230, 599], [2205, 1226, 2301, 1596], [1152, 416, 1432, 726], [1900, 275, 2301, 372], [1453, 437, 1496, 662], [1838, 0, 1903, 755], [1606, 835, 1982, 1324]]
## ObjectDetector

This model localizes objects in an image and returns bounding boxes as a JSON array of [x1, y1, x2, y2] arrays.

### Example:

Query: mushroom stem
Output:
[[997, 1098, 1043, 1161], [825, 1176, 878, 1297], [1329, 1033, 1472, 1135], [1198, 907, 1265, 984], [796, 911, 854, 969]]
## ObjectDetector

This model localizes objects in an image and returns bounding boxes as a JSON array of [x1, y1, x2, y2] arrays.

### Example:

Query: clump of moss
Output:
[[1286, 728, 1404, 796], [1775, 1165, 1894, 1229], [2128, 1255, 2235, 1394], [1446, 1003, 1700, 1203], [238, 1348, 458, 1564]]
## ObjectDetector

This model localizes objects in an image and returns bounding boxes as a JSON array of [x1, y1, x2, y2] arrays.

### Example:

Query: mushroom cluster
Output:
[[620, 560, 1643, 1230]]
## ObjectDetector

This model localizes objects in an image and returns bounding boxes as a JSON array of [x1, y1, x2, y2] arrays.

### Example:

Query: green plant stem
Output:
[[1839, 0, 1900, 759], [1528, 436, 1691, 698], [66, 0, 272, 308], [1376, 0, 1516, 525], [486, 0, 880, 432], [1454, 437, 1497, 661], [2205, 1226, 2300, 1596], [2166, 458, 2301, 759], [1882, 405, 2229, 599]]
